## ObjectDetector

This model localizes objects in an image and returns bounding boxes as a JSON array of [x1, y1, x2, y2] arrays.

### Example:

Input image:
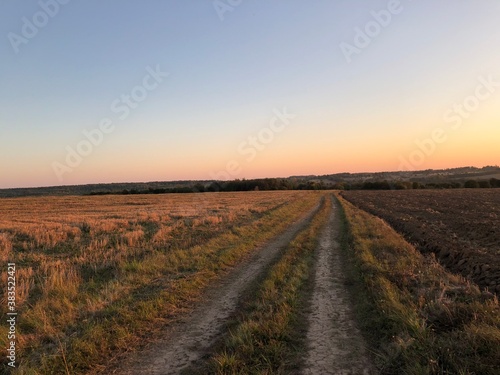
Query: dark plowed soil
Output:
[[341, 189, 500, 294]]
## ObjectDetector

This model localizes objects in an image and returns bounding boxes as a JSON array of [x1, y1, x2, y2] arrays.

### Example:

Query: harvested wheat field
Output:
[[0, 191, 323, 373]]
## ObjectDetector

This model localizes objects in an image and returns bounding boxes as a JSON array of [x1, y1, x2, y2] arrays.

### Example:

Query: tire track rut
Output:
[[303, 199, 375, 375]]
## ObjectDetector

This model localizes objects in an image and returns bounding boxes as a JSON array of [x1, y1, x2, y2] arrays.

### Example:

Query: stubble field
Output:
[[0, 191, 322, 373]]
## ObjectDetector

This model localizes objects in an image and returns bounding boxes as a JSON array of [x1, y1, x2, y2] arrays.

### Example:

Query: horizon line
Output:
[[2, 164, 499, 191]]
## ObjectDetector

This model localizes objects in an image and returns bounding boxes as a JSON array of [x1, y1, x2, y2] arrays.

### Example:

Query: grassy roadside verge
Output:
[[11, 193, 322, 375], [336, 193, 500, 374], [196, 195, 331, 374]]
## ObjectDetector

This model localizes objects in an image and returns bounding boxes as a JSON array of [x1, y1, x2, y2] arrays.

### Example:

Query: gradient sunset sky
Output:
[[1, 0, 500, 188]]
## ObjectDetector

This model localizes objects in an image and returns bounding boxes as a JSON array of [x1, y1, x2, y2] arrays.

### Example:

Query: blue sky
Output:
[[1, 1, 500, 188]]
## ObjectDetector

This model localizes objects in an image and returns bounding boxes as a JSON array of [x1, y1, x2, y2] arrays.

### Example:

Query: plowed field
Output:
[[341, 189, 500, 294]]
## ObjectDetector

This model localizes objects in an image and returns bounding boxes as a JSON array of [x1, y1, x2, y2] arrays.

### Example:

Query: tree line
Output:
[[87, 177, 500, 195], [336, 178, 500, 190]]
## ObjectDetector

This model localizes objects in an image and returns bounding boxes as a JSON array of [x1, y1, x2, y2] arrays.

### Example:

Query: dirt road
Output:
[[302, 199, 375, 375], [113, 202, 321, 375]]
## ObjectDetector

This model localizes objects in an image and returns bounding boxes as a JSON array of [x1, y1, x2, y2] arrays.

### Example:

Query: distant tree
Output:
[[478, 180, 491, 188], [412, 182, 423, 189], [437, 182, 453, 189], [403, 181, 413, 189], [394, 182, 407, 190], [464, 180, 479, 188], [206, 182, 222, 192], [193, 183, 205, 193], [490, 178, 500, 188], [332, 182, 345, 190], [362, 181, 391, 190], [362, 182, 374, 190]]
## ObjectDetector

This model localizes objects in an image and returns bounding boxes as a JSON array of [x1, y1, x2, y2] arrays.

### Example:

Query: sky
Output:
[[1, 0, 499, 188]]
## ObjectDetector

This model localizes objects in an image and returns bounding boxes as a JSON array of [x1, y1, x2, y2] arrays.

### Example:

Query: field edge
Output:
[[335, 192, 500, 374]]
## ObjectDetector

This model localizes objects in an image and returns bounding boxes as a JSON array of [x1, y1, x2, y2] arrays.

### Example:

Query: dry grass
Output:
[[0, 191, 321, 374]]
